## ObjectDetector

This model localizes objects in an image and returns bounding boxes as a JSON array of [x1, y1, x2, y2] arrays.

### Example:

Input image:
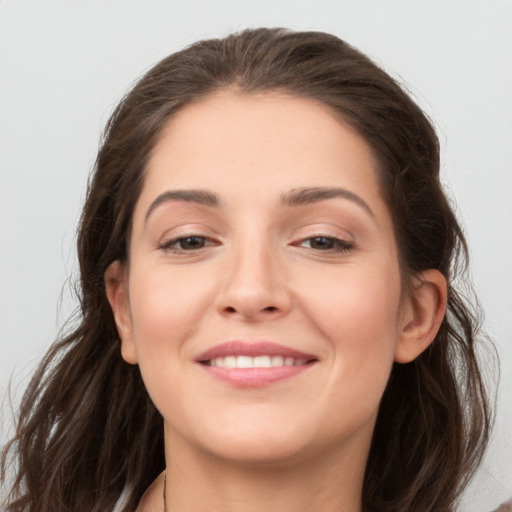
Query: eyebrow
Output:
[[145, 189, 219, 223], [281, 187, 375, 217], [144, 185, 374, 223]]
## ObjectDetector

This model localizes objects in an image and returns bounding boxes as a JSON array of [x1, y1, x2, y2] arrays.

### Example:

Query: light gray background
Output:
[[1, 1, 511, 509]]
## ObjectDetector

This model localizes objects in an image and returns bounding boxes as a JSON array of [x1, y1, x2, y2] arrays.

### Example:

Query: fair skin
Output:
[[106, 90, 447, 512]]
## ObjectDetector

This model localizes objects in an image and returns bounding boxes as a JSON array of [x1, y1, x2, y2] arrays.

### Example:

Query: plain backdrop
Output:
[[1, 1, 511, 509]]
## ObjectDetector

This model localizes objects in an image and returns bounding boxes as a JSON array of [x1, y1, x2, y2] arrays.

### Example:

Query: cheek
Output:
[[301, 262, 402, 383], [304, 259, 401, 329], [127, 265, 216, 373], [125, 266, 218, 420]]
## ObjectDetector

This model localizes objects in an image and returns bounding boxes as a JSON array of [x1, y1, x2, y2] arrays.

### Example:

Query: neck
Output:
[[162, 433, 367, 512]]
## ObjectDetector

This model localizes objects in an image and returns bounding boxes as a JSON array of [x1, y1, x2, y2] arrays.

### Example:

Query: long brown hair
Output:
[[2, 28, 495, 512]]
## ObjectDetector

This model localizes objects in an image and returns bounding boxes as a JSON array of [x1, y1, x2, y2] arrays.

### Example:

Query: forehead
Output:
[[149, 91, 379, 185]]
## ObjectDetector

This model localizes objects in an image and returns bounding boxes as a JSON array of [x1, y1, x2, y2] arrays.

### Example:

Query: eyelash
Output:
[[159, 235, 218, 253], [159, 234, 353, 254], [295, 236, 354, 253]]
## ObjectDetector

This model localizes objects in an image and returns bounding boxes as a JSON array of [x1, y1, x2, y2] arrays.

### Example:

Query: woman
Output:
[[1, 28, 495, 512]]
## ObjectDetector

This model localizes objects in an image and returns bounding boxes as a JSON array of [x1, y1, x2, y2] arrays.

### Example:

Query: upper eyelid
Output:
[[292, 225, 355, 241], [155, 221, 356, 245], [159, 233, 217, 245], [294, 234, 354, 246], [297, 234, 351, 241], [157, 224, 221, 241]]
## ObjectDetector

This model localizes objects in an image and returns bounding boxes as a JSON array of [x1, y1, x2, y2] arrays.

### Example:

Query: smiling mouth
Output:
[[196, 341, 318, 386], [202, 355, 314, 368]]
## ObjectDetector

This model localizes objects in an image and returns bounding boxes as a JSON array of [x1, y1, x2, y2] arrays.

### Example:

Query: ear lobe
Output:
[[394, 269, 447, 364], [104, 260, 138, 364]]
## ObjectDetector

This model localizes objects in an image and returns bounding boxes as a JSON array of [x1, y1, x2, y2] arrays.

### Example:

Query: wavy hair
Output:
[[2, 28, 495, 512]]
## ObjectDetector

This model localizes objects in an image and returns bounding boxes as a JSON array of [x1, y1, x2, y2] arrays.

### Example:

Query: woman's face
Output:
[[108, 90, 426, 468]]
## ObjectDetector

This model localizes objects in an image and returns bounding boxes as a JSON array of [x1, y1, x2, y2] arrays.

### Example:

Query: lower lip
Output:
[[200, 364, 315, 387]]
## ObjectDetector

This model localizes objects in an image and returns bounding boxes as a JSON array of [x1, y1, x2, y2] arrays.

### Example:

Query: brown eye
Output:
[[160, 235, 213, 252], [308, 237, 336, 250], [298, 236, 353, 253], [177, 236, 206, 250]]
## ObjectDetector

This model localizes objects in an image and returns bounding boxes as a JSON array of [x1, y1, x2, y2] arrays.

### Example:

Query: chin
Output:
[[220, 415, 354, 469], [173, 410, 317, 467]]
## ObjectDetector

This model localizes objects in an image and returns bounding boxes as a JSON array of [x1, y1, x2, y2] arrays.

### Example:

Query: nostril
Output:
[[223, 305, 278, 314]]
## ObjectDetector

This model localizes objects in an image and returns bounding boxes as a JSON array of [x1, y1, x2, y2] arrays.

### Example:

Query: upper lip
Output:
[[195, 341, 317, 363]]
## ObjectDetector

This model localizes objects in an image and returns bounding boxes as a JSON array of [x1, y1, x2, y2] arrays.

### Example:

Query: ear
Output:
[[104, 260, 138, 364], [394, 269, 447, 364]]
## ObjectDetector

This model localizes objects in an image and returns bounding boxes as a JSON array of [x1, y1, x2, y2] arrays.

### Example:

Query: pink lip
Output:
[[195, 341, 318, 388], [196, 340, 316, 361]]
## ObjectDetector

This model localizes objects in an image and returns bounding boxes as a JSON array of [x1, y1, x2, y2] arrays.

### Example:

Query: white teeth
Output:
[[272, 355, 284, 366], [253, 355, 271, 368], [208, 355, 308, 369], [237, 355, 253, 368], [224, 355, 237, 368]]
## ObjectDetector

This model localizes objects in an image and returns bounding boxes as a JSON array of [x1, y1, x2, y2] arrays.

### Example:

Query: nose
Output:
[[215, 242, 292, 322]]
